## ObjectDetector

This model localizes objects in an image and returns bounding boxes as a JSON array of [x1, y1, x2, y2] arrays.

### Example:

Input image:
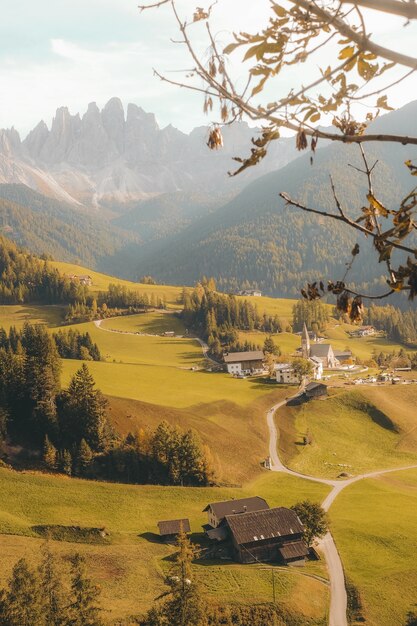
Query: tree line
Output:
[[182, 280, 282, 357], [0, 324, 213, 487], [365, 304, 417, 347], [0, 326, 102, 362]]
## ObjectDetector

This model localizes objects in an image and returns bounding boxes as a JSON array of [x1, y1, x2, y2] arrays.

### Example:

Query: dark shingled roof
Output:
[[223, 351, 264, 363], [203, 496, 269, 518], [278, 540, 309, 560], [309, 344, 333, 358], [157, 519, 191, 536], [305, 382, 327, 392], [225, 507, 304, 545]]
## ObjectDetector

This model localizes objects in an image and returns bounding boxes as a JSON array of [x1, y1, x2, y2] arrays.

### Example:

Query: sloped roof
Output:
[[203, 496, 269, 518], [225, 507, 304, 545], [278, 540, 309, 560], [223, 351, 264, 363], [305, 382, 327, 392], [309, 344, 333, 358], [157, 519, 190, 536]]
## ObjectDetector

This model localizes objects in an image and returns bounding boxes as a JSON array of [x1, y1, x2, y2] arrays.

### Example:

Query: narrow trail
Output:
[[267, 394, 417, 626]]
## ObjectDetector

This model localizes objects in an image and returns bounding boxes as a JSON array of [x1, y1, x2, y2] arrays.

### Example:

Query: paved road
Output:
[[267, 394, 417, 626]]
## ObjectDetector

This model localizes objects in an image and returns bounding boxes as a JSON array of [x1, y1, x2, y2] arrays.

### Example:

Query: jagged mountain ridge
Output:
[[0, 98, 296, 208]]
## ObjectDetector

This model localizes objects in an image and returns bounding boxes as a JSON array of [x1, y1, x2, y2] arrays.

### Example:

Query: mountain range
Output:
[[1, 98, 417, 298], [0, 98, 296, 208]]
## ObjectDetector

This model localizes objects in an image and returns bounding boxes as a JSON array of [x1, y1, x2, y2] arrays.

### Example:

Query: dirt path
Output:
[[267, 394, 417, 626]]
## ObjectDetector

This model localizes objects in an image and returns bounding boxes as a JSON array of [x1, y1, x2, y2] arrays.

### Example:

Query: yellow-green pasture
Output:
[[330, 468, 417, 626], [0, 304, 66, 330], [275, 388, 417, 479], [0, 467, 330, 623], [51, 261, 183, 308], [99, 311, 186, 335]]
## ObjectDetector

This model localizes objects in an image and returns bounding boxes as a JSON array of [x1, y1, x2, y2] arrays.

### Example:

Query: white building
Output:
[[223, 350, 265, 376], [275, 363, 299, 384]]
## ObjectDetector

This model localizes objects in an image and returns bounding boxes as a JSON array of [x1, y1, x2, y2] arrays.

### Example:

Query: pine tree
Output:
[[68, 554, 103, 626], [38, 544, 68, 626], [162, 529, 208, 626], [43, 435, 57, 470], [75, 439, 93, 476], [61, 364, 109, 452], [60, 449, 73, 476], [0, 558, 43, 626]]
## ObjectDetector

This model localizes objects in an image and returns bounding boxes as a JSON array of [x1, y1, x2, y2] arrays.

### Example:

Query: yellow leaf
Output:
[[339, 45, 355, 60], [367, 193, 389, 217]]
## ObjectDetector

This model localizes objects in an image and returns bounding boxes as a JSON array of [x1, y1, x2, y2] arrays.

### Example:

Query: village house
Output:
[[65, 274, 93, 286], [275, 357, 323, 384], [349, 325, 376, 337], [304, 381, 328, 400], [203, 496, 269, 540], [225, 507, 308, 566], [157, 518, 191, 542], [238, 289, 262, 297], [223, 350, 265, 376]]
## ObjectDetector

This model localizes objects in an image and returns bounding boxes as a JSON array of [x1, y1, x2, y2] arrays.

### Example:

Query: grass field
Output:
[[51, 261, 183, 308], [330, 468, 417, 626], [0, 304, 66, 329], [99, 311, 186, 335], [0, 467, 330, 623], [275, 388, 417, 479]]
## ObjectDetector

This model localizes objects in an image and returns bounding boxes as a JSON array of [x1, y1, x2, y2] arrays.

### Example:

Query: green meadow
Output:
[[0, 467, 330, 623], [275, 388, 417, 479], [330, 468, 417, 626]]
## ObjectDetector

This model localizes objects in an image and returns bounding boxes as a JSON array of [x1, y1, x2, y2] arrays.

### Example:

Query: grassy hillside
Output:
[[275, 388, 417, 479], [0, 467, 330, 623], [51, 261, 184, 308], [330, 468, 417, 626]]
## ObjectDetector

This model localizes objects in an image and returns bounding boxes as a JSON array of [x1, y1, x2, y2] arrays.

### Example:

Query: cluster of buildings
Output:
[[157, 496, 309, 566], [223, 323, 353, 382], [65, 274, 93, 286], [348, 325, 376, 337]]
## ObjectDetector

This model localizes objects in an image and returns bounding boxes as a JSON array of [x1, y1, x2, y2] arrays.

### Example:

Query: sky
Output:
[[1, 0, 417, 138]]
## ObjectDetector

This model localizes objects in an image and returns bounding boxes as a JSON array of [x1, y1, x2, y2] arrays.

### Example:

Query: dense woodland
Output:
[[365, 304, 417, 347], [182, 280, 283, 356]]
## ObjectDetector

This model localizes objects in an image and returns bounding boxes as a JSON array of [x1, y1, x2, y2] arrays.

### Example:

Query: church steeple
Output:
[[301, 322, 310, 358]]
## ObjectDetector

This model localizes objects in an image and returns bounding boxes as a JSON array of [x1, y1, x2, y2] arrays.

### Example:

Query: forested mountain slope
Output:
[[132, 102, 417, 297]]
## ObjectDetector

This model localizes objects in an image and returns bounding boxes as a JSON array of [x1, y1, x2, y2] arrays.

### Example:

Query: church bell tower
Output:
[[301, 322, 310, 359]]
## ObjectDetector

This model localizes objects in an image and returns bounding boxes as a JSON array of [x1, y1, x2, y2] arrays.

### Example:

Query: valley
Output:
[[1, 256, 417, 624]]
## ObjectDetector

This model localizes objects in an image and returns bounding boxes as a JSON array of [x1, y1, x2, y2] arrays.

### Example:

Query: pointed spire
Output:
[[301, 322, 310, 358]]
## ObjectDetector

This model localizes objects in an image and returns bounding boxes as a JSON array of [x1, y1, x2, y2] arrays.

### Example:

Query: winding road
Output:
[[95, 317, 417, 625], [267, 395, 417, 626]]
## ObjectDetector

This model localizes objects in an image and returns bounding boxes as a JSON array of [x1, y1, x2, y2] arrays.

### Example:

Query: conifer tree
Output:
[[162, 529, 208, 626], [43, 435, 57, 470], [68, 554, 103, 626], [61, 364, 109, 452], [0, 558, 43, 626], [60, 449, 73, 476], [38, 544, 68, 626], [75, 439, 94, 477]]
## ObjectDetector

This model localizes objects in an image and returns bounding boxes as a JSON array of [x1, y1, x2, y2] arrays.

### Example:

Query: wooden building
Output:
[[203, 496, 269, 529], [157, 518, 190, 542], [226, 507, 308, 566], [223, 351, 265, 376], [304, 382, 328, 399]]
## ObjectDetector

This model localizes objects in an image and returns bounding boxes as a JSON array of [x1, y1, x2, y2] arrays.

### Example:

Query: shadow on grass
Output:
[[139, 531, 164, 544]]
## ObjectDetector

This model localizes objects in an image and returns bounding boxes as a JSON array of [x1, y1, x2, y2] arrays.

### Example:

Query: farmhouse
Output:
[[238, 289, 262, 297], [65, 274, 93, 286], [226, 507, 308, 565], [223, 350, 265, 375], [203, 496, 269, 530], [349, 325, 376, 337], [275, 363, 299, 384], [304, 381, 328, 399], [157, 518, 190, 542]]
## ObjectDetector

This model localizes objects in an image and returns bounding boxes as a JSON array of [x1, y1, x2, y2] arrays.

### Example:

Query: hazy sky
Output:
[[1, 0, 417, 137]]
